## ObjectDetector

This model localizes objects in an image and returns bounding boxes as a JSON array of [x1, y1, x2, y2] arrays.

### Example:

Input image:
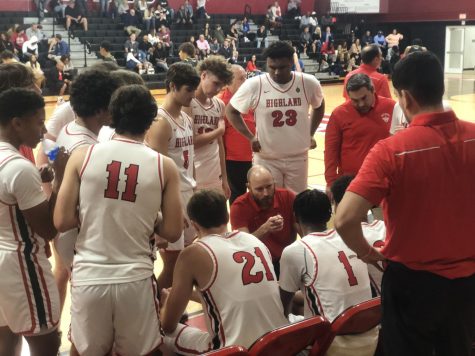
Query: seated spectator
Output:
[[176, 4, 192, 24], [150, 42, 169, 72], [196, 0, 211, 20], [279, 189, 378, 355], [117, 0, 129, 22], [65, 0, 88, 34], [230, 165, 297, 277], [299, 26, 312, 55], [178, 42, 198, 66], [44, 59, 70, 96], [361, 30, 373, 46], [203, 22, 212, 41], [347, 52, 359, 72], [266, 4, 280, 30], [107, 0, 119, 20], [321, 25, 333, 44], [48, 34, 70, 60], [241, 17, 251, 39], [10, 26, 28, 55], [256, 24, 269, 49], [157, 25, 173, 57], [218, 39, 233, 62], [161, 190, 288, 353], [309, 26, 322, 58], [126, 50, 143, 72], [271, 1, 283, 23], [184, 0, 194, 22], [25, 54, 45, 88], [99, 40, 117, 62], [373, 30, 386, 48], [213, 24, 225, 44], [138, 34, 153, 61], [246, 54, 260, 74], [158, 0, 174, 20], [299, 12, 311, 30], [51, 0, 67, 19], [385, 28, 403, 59], [123, 8, 141, 36], [124, 32, 140, 57], [143, 5, 156, 33], [134, 0, 148, 18], [196, 34, 210, 58], [287, 0, 301, 18], [21, 36, 39, 62], [349, 38, 362, 64], [155, 7, 170, 29], [26, 23, 46, 42], [230, 49, 239, 64], [209, 37, 220, 55], [227, 22, 240, 45], [60, 54, 75, 81]]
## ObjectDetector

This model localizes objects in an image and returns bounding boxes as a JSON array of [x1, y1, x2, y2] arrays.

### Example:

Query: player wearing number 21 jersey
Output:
[[279, 189, 378, 356], [55, 86, 183, 355], [161, 190, 288, 354]]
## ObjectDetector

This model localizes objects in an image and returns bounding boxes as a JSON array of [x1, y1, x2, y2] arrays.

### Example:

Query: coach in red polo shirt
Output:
[[230, 165, 296, 277], [343, 44, 391, 100], [325, 73, 395, 188], [335, 52, 475, 355]]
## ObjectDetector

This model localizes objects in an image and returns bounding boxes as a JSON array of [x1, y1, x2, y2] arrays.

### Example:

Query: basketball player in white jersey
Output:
[[145, 62, 201, 291], [331, 175, 386, 295], [279, 189, 378, 355], [183, 56, 233, 196], [0, 88, 69, 356], [54, 85, 183, 356], [53, 70, 121, 317], [160, 190, 288, 354], [226, 41, 325, 193]]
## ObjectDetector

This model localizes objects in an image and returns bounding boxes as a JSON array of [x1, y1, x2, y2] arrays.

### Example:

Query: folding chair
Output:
[[310, 297, 382, 356], [249, 316, 331, 356], [204, 345, 249, 356]]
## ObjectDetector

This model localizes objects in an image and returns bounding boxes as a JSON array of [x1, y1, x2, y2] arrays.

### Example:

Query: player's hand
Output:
[[52, 147, 69, 182], [216, 118, 225, 136], [222, 180, 231, 200], [359, 246, 386, 265], [38, 164, 54, 183], [251, 137, 261, 152], [160, 287, 171, 306], [310, 137, 317, 149]]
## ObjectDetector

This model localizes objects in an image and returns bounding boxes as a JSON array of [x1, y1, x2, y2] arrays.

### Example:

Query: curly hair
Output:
[[165, 62, 200, 93], [0, 63, 35, 93], [197, 55, 234, 85]]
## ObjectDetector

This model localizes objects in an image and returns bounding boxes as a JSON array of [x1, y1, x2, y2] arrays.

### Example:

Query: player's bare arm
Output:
[[335, 191, 385, 264], [218, 137, 231, 199], [193, 117, 225, 149], [157, 156, 183, 243], [54, 147, 87, 232], [279, 288, 295, 317], [145, 116, 171, 155], [310, 99, 325, 149], [160, 244, 212, 333]]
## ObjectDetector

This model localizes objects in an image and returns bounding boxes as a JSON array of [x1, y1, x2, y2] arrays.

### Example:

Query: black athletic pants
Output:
[[381, 261, 475, 356], [226, 160, 252, 205]]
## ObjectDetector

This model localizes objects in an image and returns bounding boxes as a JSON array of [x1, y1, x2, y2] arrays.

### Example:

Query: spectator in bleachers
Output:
[[256, 24, 269, 49], [26, 23, 46, 42], [65, 0, 88, 34], [385, 28, 403, 59], [10, 26, 28, 55], [286, 0, 301, 18], [175, 4, 193, 24], [349, 38, 362, 64], [213, 24, 225, 44], [108, 0, 119, 20], [44, 58, 70, 95], [0, 33, 15, 55], [299, 12, 311, 30], [246, 54, 260, 74], [347, 52, 359, 72], [231, 49, 239, 64], [309, 26, 321, 58], [75, 0, 88, 16], [218, 39, 233, 62], [226, 22, 240, 46], [241, 17, 251, 39], [125, 32, 140, 56], [184, 0, 194, 21], [21, 36, 39, 62], [361, 30, 373, 46], [99, 40, 117, 62], [117, 0, 130, 22], [209, 37, 220, 54], [48, 34, 70, 60], [139, 34, 153, 61], [134, 0, 148, 18], [196, 0, 211, 20], [25, 54, 45, 88], [0, 50, 17, 64], [52, 0, 67, 19], [299, 26, 312, 56], [155, 6, 170, 28], [373, 30, 386, 49], [196, 34, 210, 58], [320, 10, 332, 27], [61, 54, 75, 81], [143, 5, 157, 33], [321, 25, 333, 44], [150, 41, 169, 71], [158, 25, 173, 56], [126, 49, 143, 72], [203, 22, 212, 41], [178, 41, 198, 66], [124, 8, 141, 35], [157, 0, 175, 21], [271, 1, 283, 23]]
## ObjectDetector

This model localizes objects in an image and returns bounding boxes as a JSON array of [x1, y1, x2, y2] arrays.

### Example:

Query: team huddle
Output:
[[1, 40, 474, 356]]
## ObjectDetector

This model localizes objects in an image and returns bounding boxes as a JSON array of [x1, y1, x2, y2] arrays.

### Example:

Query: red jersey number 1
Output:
[[337, 251, 358, 286], [104, 160, 139, 202]]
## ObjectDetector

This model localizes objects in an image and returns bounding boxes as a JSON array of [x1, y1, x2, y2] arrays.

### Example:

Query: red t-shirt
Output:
[[246, 61, 258, 72], [343, 64, 391, 99], [230, 188, 296, 261], [218, 88, 256, 162], [348, 110, 475, 279], [324, 95, 395, 186]]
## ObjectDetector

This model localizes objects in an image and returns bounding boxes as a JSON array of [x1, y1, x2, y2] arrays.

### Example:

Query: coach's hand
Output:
[[251, 136, 261, 152], [310, 137, 317, 149], [38, 164, 54, 183]]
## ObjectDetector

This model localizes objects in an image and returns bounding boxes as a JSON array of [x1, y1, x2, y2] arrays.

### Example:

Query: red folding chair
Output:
[[310, 297, 382, 356], [203, 345, 249, 356], [248, 316, 331, 356]]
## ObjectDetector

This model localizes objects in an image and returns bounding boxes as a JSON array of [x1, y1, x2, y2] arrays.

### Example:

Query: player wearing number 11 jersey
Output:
[[161, 190, 288, 354], [55, 85, 183, 355], [279, 189, 377, 356], [227, 41, 325, 193]]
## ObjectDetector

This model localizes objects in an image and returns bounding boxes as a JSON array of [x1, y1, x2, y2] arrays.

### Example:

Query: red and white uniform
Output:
[[55, 121, 98, 267], [280, 229, 378, 355], [191, 97, 225, 190], [230, 72, 324, 193], [70, 138, 164, 355], [164, 231, 288, 354], [0, 142, 59, 335], [45, 101, 75, 139], [362, 220, 386, 295], [155, 107, 195, 248]]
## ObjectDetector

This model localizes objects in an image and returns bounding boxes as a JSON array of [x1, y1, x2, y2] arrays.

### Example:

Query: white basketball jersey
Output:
[[362, 220, 386, 295], [191, 97, 224, 187], [56, 120, 98, 152], [196, 231, 288, 348], [280, 229, 372, 322], [157, 107, 195, 191], [254, 72, 314, 159], [72, 138, 164, 286]]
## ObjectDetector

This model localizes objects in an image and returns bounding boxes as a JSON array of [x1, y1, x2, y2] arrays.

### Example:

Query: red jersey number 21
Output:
[[104, 160, 139, 202], [233, 247, 275, 285]]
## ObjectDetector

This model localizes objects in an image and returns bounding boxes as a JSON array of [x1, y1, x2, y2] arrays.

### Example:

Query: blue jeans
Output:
[[100, 0, 108, 16]]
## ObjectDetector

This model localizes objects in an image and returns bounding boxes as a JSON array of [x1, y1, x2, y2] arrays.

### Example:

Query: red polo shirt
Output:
[[324, 95, 395, 186], [218, 88, 256, 161], [230, 188, 296, 261], [348, 110, 475, 279], [343, 64, 392, 99]]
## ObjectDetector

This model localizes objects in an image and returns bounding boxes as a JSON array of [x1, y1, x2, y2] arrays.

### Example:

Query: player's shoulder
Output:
[[299, 71, 321, 85], [238, 74, 261, 91], [282, 238, 305, 257]]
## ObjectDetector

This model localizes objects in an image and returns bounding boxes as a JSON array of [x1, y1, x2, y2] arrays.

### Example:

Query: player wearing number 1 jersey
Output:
[[279, 189, 378, 356], [55, 85, 183, 356], [145, 63, 201, 291], [161, 190, 288, 354], [226, 41, 325, 193]]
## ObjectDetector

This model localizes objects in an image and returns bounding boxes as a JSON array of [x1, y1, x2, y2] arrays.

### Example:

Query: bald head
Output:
[[247, 165, 273, 183], [247, 165, 275, 208], [361, 44, 382, 67], [229, 65, 247, 94]]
